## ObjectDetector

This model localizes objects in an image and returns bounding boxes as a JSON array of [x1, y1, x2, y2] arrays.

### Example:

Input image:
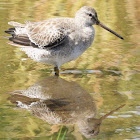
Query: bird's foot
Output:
[[54, 67, 59, 76]]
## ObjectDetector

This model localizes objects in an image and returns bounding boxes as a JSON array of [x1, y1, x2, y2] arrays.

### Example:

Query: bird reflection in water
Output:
[[9, 76, 125, 138]]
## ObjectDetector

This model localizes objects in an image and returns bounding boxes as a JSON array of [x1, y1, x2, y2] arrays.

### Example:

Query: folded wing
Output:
[[26, 21, 67, 48], [5, 20, 67, 49]]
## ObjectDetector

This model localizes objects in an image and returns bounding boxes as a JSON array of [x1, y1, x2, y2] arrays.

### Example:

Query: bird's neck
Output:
[[75, 17, 92, 28]]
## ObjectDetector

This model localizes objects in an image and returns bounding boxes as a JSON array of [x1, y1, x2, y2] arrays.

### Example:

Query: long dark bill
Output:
[[98, 22, 124, 40], [100, 104, 125, 121]]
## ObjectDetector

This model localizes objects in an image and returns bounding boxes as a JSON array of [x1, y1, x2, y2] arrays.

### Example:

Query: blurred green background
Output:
[[0, 0, 140, 139]]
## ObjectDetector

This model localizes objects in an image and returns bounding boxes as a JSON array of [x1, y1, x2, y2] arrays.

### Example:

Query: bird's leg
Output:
[[54, 66, 59, 76]]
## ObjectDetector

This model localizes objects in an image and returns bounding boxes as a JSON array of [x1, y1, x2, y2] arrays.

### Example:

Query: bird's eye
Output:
[[88, 13, 93, 17], [95, 12, 97, 17]]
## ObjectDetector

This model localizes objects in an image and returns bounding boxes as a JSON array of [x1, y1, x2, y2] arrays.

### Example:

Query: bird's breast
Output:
[[73, 26, 95, 51], [82, 26, 95, 45], [65, 26, 95, 61], [69, 26, 95, 46]]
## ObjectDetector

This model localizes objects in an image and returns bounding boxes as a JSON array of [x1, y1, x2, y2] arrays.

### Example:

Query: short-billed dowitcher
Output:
[[5, 6, 123, 76]]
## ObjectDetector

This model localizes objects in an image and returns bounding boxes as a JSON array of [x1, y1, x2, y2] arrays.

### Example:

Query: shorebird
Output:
[[10, 76, 125, 138], [5, 6, 123, 76]]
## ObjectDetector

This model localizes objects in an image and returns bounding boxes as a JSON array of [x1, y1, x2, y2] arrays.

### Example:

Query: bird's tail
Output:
[[5, 28, 16, 36], [5, 21, 38, 48], [8, 21, 25, 27]]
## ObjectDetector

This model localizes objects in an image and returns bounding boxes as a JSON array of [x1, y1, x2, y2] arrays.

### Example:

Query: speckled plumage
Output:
[[6, 6, 96, 67], [5, 6, 123, 74]]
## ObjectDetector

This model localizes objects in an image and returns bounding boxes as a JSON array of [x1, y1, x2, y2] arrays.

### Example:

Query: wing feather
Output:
[[26, 21, 67, 48]]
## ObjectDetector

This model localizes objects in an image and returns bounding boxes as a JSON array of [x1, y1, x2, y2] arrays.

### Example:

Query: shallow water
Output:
[[0, 0, 140, 139]]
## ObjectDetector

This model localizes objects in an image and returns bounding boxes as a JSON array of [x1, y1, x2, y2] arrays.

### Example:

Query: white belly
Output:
[[21, 46, 87, 67]]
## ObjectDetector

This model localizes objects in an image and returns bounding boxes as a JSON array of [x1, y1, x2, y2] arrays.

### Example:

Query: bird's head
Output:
[[75, 6, 124, 39]]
